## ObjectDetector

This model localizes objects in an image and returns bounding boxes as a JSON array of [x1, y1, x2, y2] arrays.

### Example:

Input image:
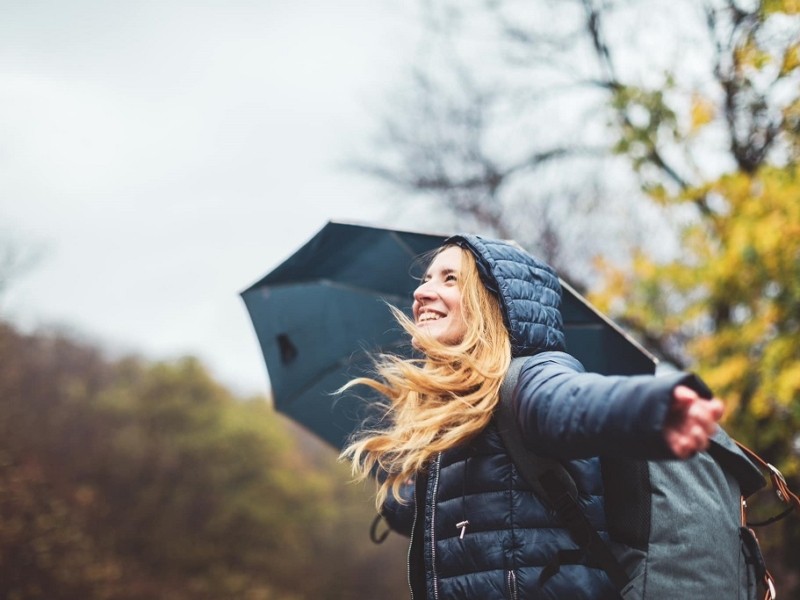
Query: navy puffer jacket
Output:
[[383, 235, 705, 600]]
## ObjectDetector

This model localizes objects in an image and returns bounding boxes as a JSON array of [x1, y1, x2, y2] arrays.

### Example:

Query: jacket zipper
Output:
[[407, 477, 420, 600], [430, 453, 443, 600], [507, 570, 518, 600]]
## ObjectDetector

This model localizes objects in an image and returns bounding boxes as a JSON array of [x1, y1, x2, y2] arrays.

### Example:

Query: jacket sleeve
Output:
[[514, 351, 714, 460]]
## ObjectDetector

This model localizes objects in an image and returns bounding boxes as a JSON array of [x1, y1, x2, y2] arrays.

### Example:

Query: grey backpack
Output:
[[497, 357, 800, 600]]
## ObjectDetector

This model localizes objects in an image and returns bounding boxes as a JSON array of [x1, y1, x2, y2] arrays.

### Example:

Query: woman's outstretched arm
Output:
[[514, 351, 723, 460]]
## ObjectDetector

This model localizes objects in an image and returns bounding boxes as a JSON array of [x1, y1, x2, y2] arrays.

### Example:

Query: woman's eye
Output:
[[445, 274, 457, 282]]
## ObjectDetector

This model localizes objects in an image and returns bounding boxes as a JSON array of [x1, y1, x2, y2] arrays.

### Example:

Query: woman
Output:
[[341, 234, 724, 599]]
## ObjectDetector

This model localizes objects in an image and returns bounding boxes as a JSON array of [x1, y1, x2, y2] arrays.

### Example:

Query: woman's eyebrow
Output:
[[423, 267, 457, 279]]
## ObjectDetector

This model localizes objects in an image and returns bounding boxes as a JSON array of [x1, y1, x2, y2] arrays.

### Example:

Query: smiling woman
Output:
[[336, 233, 755, 600]]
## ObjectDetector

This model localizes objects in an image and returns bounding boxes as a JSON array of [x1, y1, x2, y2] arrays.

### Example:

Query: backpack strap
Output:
[[707, 428, 766, 498], [497, 358, 579, 501], [496, 357, 630, 592], [734, 440, 800, 526]]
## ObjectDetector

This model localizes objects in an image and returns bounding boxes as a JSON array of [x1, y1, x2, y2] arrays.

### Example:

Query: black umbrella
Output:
[[241, 221, 656, 450]]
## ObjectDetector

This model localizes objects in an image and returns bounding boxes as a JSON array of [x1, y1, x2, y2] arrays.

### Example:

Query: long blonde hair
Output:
[[339, 245, 511, 510]]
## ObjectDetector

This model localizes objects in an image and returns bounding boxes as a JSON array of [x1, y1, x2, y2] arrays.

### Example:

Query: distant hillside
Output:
[[0, 320, 408, 600]]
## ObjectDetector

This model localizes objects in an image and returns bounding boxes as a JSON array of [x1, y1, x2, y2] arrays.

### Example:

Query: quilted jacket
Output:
[[382, 234, 707, 600]]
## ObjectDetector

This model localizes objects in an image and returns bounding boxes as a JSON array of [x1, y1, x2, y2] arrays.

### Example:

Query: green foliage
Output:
[[610, 82, 679, 174], [0, 321, 408, 599]]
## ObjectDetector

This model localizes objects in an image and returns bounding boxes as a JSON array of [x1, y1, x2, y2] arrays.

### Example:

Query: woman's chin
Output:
[[411, 326, 465, 350], [411, 325, 439, 350]]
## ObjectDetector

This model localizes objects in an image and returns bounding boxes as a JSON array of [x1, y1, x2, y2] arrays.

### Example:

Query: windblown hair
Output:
[[339, 245, 511, 511]]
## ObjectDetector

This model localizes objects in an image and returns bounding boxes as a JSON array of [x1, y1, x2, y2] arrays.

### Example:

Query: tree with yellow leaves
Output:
[[590, 1, 800, 468], [586, 1, 800, 583]]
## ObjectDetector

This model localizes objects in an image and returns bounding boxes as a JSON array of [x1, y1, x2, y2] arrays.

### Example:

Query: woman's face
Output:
[[412, 246, 467, 345]]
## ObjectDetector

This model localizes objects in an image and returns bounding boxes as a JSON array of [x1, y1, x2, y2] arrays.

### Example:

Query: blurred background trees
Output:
[[0, 320, 408, 599], [359, 0, 799, 589]]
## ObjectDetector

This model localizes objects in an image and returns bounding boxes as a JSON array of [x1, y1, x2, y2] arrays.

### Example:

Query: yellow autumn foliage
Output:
[[689, 93, 716, 134], [591, 164, 800, 477], [697, 355, 750, 413], [781, 43, 800, 74], [763, 0, 800, 14], [735, 36, 773, 72]]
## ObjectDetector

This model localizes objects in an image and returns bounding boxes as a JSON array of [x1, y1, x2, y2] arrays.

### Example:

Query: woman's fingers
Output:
[[664, 387, 724, 459]]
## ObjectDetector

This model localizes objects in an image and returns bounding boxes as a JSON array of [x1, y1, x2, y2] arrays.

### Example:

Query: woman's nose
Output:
[[413, 281, 436, 303]]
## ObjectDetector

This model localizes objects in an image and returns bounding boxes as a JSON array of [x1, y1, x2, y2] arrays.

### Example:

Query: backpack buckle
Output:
[[766, 463, 787, 502]]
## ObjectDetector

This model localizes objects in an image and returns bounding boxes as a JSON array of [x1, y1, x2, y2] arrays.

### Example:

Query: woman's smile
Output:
[[412, 246, 467, 345]]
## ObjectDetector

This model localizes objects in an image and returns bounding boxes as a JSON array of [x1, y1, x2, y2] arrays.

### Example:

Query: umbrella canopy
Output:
[[241, 221, 657, 450]]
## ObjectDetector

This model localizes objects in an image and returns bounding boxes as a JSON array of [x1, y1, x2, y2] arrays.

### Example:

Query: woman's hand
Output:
[[663, 385, 724, 459]]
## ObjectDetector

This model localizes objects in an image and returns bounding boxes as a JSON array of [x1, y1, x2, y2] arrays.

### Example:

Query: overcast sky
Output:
[[1, 0, 426, 396]]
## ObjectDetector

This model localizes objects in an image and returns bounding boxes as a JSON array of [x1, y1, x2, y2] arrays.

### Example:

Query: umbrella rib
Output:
[[559, 278, 658, 365], [259, 278, 411, 305], [321, 279, 409, 301], [389, 231, 425, 259]]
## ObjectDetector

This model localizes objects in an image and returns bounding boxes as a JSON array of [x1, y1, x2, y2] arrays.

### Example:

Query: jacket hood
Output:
[[444, 234, 566, 356]]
